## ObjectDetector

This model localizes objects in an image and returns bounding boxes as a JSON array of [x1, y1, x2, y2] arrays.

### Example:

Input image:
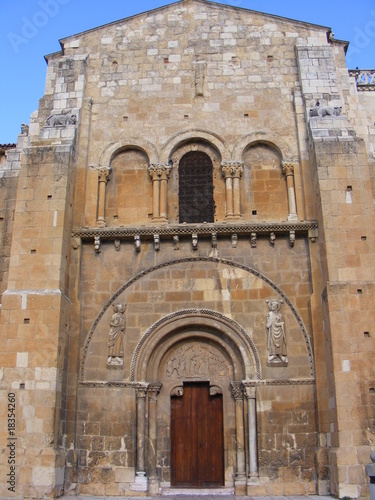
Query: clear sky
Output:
[[1, 0, 374, 144]]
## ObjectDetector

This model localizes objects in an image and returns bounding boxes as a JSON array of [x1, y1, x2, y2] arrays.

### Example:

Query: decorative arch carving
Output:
[[161, 128, 229, 162], [130, 309, 261, 382], [99, 138, 158, 166], [80, 258, 315, 382], [232, 131, 295, 162]]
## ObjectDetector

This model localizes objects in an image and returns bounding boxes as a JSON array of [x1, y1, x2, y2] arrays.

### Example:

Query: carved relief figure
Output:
[[266, 299, 287, 365], [166, 343, 229, 378], [46, 111, 77, 127], [107, 303, 127, 366], [309, 102, 342, 118]]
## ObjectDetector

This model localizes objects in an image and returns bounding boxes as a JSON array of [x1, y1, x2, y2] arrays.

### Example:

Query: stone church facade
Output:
[[1, 0, 375, 498]]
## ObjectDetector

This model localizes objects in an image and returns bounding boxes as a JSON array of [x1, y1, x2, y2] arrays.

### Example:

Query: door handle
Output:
[[200, 440, 202, 448]]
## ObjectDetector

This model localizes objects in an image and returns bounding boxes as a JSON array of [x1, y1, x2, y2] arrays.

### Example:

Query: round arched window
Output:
[[178, 151, 214, 223]]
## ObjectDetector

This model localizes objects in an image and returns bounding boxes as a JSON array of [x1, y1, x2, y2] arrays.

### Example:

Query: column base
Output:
[[224, 215, 243, 221], [287, 213, 298, 221], [96, 218, 107, 227], [151, 217, 169, 224], [130, 471, 148, 492]]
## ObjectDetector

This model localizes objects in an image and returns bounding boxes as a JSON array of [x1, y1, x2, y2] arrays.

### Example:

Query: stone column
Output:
[[148, 384, 162, 495], [231, 382, 246, 494], [135, 386, 148, 491], [282, 162, 298, 221], [96, 166, 111, 227], [222, 162, 243, 220], [244, 386, 258, 477], [148, 163, 172, 223]]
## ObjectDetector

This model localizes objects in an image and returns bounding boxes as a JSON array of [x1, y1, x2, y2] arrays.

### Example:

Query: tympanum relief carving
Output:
[[166, 343, 230, 379]]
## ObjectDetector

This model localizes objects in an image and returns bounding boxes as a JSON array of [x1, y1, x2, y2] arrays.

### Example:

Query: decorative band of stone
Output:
[[243, 378, 315, 386], [72, 220, 318, 239], [78, 378, 315, 389]]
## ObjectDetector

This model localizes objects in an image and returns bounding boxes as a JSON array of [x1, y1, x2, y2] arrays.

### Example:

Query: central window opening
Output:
[[178, 151, 214, 223]]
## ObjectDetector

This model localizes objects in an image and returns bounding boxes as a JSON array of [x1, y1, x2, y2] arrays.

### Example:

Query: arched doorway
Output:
[[131, 310, 261, 494]]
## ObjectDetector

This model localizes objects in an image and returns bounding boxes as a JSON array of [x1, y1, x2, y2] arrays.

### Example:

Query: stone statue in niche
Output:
[[107, 303, 126, 366], [266, 299, 287, 366]]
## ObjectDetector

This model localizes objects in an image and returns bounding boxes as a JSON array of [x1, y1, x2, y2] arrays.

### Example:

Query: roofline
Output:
[[55, 0, 337, 48]]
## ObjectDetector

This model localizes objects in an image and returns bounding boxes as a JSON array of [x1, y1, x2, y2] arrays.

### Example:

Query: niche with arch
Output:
[[105, 148, 152, 226], [242, 142, 288, 221]]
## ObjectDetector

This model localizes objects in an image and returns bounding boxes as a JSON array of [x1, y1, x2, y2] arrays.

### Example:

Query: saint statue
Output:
[[266, 299, 287, 365], [107, 303, 126, 366]]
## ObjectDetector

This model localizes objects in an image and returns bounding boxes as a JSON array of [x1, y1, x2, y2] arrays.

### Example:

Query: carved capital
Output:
[[98, 166, 111, 183], [136, 387, 148, 400], [148, 163, 172, 180], [243, 386, 256, 399], [148, 383, 162, 399], [231, 381, 244, 400], [221, 161, 244, 178], [282, 162, 295, 177]]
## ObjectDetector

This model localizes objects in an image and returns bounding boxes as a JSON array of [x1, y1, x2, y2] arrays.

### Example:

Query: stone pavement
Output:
[[60, 495, 335, 500]]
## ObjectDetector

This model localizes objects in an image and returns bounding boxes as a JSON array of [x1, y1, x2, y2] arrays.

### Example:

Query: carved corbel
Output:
[[192, 233, 198, 250], [270, 232, 276, 246], [212, 232, 218, 248], [94, 235, 101, 253], [231, 233, 238, 248], [309, 227, 318, 243], [289, 230, 296, 247], [210, 385, 223, 396], [114, 239, 121, 252], [250, 232, 257, 248], [173, 235, 179, 250], [171, 386, 184, 397], [154, 234, 160, 251], [134, 235, 141, 252]]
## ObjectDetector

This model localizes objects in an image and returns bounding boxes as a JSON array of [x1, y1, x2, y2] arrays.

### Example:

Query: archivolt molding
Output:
[[130, 308, 262, 382], [161, 128, 230, 162], [79, 257, 315, 382], [232, 131, 295, 162], [98, 138, 159, 166]]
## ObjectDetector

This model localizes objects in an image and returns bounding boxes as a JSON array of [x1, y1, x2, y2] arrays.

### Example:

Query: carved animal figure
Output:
[[46, 112, 77, 127], [309, 105, 342, 117]]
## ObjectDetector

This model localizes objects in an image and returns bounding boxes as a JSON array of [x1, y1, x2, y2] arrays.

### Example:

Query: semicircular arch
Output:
[[99, 138, 159, 166], [161, 128, 230, 163], [131, 309, 262, 382], [233, 131, 295, 162], [80, 257, 315, 381]]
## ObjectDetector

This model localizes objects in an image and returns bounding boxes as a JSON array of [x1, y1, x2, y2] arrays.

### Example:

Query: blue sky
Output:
[[1, 0, 374, 144]]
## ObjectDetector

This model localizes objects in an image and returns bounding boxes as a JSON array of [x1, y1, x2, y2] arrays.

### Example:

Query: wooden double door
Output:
[[171, 382, 224, 487]]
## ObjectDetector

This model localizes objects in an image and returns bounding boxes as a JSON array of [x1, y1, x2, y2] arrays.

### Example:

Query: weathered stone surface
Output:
[[1, 0, 375, 498]]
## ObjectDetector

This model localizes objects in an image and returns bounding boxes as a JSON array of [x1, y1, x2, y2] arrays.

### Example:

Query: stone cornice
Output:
[[72, 220, 318, 240]]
